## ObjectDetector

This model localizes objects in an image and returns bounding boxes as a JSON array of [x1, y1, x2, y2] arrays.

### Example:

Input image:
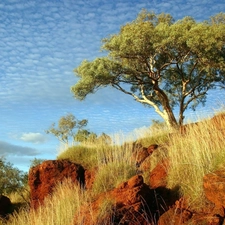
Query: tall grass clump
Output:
[[58, 133, 137, 195], [57, 145, 99, 169], [6, 179, 92, 225], [167, 114, 225, 207], [91, 134, 137, 195], [134, 122, 170, 147]]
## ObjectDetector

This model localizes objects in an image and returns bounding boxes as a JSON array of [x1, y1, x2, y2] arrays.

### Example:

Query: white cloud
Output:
[[19, 132, 47, 144]]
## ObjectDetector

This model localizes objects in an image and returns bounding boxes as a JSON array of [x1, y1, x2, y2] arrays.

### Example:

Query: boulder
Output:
[[203, 169, 225, 208], [28, 159, 85, 209], [73, 175, 159, 225], [149, 159, 169, 189]]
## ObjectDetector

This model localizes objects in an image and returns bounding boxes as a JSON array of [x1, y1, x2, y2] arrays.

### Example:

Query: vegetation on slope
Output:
[[1, 113, 225, 224]]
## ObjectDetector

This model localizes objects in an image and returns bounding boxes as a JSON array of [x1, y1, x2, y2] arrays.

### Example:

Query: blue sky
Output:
[[0, 0, 225, 172]]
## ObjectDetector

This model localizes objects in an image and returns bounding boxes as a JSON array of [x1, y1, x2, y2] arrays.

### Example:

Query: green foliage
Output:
[[74, 129, 91, 143], [46, 113, 88, 144], [71, 10, 225, 128], [92, 162, 137, 195], [0, 157, 27, 195], [29, 158, 45, 168], [57, 145, 98, 169]]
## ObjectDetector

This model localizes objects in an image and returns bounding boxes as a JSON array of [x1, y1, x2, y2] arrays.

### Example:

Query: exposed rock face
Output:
[[0, 195, 11, 218], [84, 167, 97, 189], [158, 197, 224, 225], [73, 175, 158, 225], [203, 169, 225, 208], [149, 159, 169, 189], [28, 159, 85, 209]]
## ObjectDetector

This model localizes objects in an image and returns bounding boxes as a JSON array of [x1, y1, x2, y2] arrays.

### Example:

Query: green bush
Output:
[[0, 157, 27, 195], [57, 145, 98, 169]]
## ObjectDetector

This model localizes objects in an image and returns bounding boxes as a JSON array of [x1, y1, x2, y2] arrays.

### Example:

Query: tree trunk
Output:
[[153, 80, 178, 130], [163, 107, 178, 130]]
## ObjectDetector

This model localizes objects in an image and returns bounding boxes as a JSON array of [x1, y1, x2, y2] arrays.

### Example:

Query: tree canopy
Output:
[[0, 157, 27, 195], [71, 10, 225, 128], [46, 113, 88, 145]]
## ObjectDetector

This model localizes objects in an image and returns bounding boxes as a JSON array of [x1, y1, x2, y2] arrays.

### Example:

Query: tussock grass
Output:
[[6, 179, 90, 225], [3, 113, 225, 224], [167, 114, 225, 207], [57, 145, 98, 169]]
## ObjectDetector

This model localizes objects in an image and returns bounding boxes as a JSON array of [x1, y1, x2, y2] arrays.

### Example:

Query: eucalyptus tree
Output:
[[71, 10, 225, 128], [46, 113, 88, 145]]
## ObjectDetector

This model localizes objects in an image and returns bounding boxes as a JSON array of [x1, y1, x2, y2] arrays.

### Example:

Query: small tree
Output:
[[0, 157, 27, 195], [71, 10, 225, 129], [74, 129, 91, 143], [46, 113, 88, 145]]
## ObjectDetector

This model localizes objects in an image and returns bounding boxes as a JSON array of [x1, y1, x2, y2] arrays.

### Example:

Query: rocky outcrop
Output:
[[28, 159, 85, 209], [73, 175, 159, 225], [149, 159, 169, 189], [203, 169, 225, 208], [84, 167, 97, 189], [158, 197, 224, 225], [158, 168, 225, 225], [26, 137, 225, 224]]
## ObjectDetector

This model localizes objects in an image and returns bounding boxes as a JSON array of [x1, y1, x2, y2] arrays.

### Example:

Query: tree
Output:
[[30, 158, 45, 168], [0, 157, 27, 195], [71, 10, 225, 128], [74, 129, 91, 143], [46, 113, 88, 145]]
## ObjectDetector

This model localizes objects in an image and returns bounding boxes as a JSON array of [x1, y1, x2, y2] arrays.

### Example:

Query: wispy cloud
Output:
[[0, 0, 224, 172], [0, 140, 40, 156]]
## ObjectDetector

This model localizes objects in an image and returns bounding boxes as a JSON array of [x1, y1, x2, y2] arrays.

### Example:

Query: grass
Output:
[[167, 114, 225, 208], [2, 113, 225, 224], [57, 145, 99, 169], [5, 179, 88, 225]]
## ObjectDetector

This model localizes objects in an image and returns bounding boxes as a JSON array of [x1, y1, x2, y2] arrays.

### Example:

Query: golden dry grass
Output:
[[167, 114, 225, 207], [2, 113, 225, 224]]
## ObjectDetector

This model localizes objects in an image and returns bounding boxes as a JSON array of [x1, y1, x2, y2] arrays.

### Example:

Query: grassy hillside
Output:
[[2, 113, 225, 224]]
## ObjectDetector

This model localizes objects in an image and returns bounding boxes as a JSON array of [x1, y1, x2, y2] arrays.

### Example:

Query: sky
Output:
[[0, 0, 225, 172]]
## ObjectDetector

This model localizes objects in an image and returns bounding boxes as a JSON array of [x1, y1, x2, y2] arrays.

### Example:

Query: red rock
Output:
[[149, 159, 169, 189], [73, 175, 157, 225], [203, 169, 225, 208], [138, 155, 151, 172], [158, 207, 192, 225], [28, 159, 85, 209], [133, 147, 149, 166], [84, 167, 97, 189], [158, 197, 224, 225], [147, 144, 158, 154]]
